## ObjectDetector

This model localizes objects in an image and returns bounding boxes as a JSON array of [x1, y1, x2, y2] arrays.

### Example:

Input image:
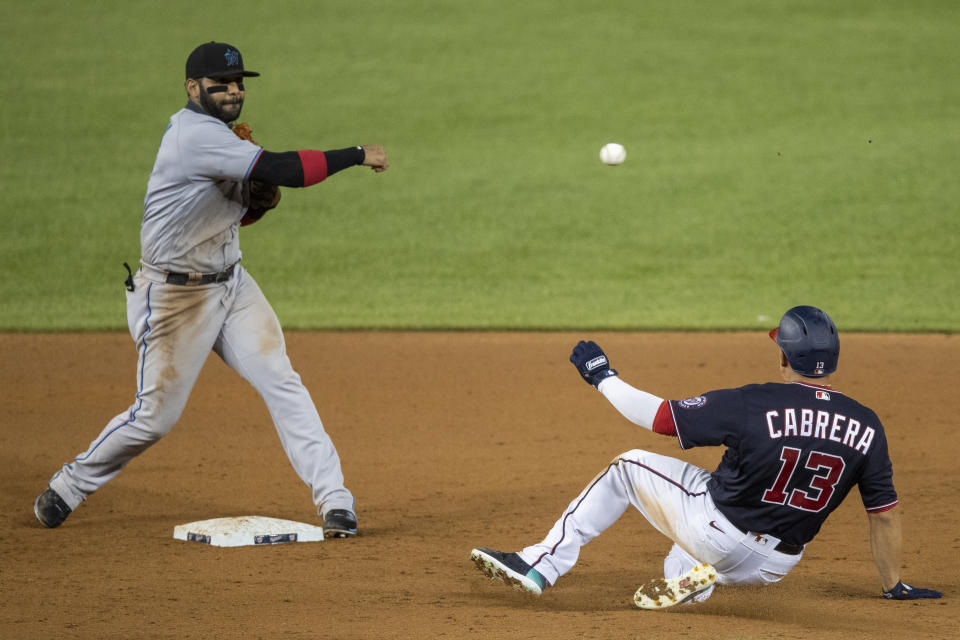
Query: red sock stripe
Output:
[[298, 150, 328, 186]]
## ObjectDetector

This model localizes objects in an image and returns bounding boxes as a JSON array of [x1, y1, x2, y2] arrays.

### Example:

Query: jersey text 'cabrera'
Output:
[[669, 381, 897, 545]]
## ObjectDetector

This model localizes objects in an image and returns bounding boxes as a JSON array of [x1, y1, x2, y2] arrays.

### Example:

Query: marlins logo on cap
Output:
[[186, 41, 260, 79]]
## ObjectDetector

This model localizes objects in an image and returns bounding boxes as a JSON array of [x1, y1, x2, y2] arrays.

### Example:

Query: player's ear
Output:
[[185, 78, 200, 99]]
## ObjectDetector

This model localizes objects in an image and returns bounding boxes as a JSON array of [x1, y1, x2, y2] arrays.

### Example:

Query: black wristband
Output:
[[324, 146, 365, 177]]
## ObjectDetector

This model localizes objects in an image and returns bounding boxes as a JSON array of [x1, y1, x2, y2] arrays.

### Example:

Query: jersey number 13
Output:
[[762, 446, 846, 512]]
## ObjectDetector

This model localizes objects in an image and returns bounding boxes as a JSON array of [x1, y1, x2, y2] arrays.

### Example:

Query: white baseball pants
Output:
[[519, 449, 802, 599]]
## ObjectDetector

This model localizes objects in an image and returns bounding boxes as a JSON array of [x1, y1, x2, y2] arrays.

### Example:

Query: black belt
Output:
[[719, 505, 804, 555], [747, 531, 804, 555], [165, 264, 236, 285], [773, 540, 803, 555]]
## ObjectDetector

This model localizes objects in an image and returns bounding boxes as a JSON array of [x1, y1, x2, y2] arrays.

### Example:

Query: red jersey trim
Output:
[[865, 500, 898, 514], [791, 381, 841, 394], [666, 401, 688, 449], [652, 401, 677, 437], [298, 149, 328, 186], [244, 148, 264, 180]]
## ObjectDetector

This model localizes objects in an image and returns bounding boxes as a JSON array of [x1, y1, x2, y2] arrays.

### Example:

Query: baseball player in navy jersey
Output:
[[471, 306, 942, 607], [33, 41, 388, 538]]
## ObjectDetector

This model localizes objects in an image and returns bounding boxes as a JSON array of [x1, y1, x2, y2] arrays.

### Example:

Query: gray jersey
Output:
[[141, 103, 262, 273]]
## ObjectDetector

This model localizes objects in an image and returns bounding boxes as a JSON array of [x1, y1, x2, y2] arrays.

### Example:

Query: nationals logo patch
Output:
[[678, 395, 707, 409]]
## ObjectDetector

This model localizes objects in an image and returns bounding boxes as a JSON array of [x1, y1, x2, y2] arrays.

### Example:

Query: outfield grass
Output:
[[2, 1, 957, 330]]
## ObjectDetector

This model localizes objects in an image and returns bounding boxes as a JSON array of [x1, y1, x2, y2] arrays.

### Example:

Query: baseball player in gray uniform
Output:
[[33, 41, 388, 538]]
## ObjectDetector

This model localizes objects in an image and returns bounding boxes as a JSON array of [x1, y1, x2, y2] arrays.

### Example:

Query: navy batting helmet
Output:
[[769, 305, 839, 377]]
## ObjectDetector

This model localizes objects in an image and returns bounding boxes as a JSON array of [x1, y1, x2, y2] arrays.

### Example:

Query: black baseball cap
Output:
[[185, 41, 260, 79]]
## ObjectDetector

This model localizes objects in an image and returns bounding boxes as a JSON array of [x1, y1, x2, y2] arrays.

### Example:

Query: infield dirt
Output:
[[1, 332, 956, 639]]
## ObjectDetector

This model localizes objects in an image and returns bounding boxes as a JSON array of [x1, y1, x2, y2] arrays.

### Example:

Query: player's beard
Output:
[[199, 90, 244, 124]]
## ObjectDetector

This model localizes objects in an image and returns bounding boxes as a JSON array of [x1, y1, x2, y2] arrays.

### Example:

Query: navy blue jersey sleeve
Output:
[[857, 415, 899, 512], [669, 388, 746, 450]]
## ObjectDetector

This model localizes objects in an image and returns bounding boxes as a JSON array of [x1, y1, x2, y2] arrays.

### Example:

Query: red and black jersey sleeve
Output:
[[248, 147, 364, 187]]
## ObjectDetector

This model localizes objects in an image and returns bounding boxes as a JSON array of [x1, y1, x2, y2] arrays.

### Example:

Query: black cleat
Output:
[[323, 509, 357, 538], [34, 488, 72, 528], [470, 547, 547, 595]]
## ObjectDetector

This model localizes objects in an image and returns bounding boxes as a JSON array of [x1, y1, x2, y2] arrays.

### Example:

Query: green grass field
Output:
[[2, 0, 958, 330]]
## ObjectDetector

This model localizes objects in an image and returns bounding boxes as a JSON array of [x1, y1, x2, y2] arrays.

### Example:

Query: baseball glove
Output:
[[233, 123, 281, 226]]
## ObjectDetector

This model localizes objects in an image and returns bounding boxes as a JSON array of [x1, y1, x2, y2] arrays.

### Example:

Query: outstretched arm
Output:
[[869, 508, 942, 599], [868, 508, 902, 591], [598, 377, 666, 430], [232, 122, 388, 226], [569, 341, 676, 436], [249, 144, 388, 187]]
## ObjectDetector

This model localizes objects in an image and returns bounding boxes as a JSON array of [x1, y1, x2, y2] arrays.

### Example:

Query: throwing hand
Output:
[[361, 144, 389, 172]]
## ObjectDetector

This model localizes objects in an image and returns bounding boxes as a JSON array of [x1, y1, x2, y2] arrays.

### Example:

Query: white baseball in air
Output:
[[599, 143, 626, 165]]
